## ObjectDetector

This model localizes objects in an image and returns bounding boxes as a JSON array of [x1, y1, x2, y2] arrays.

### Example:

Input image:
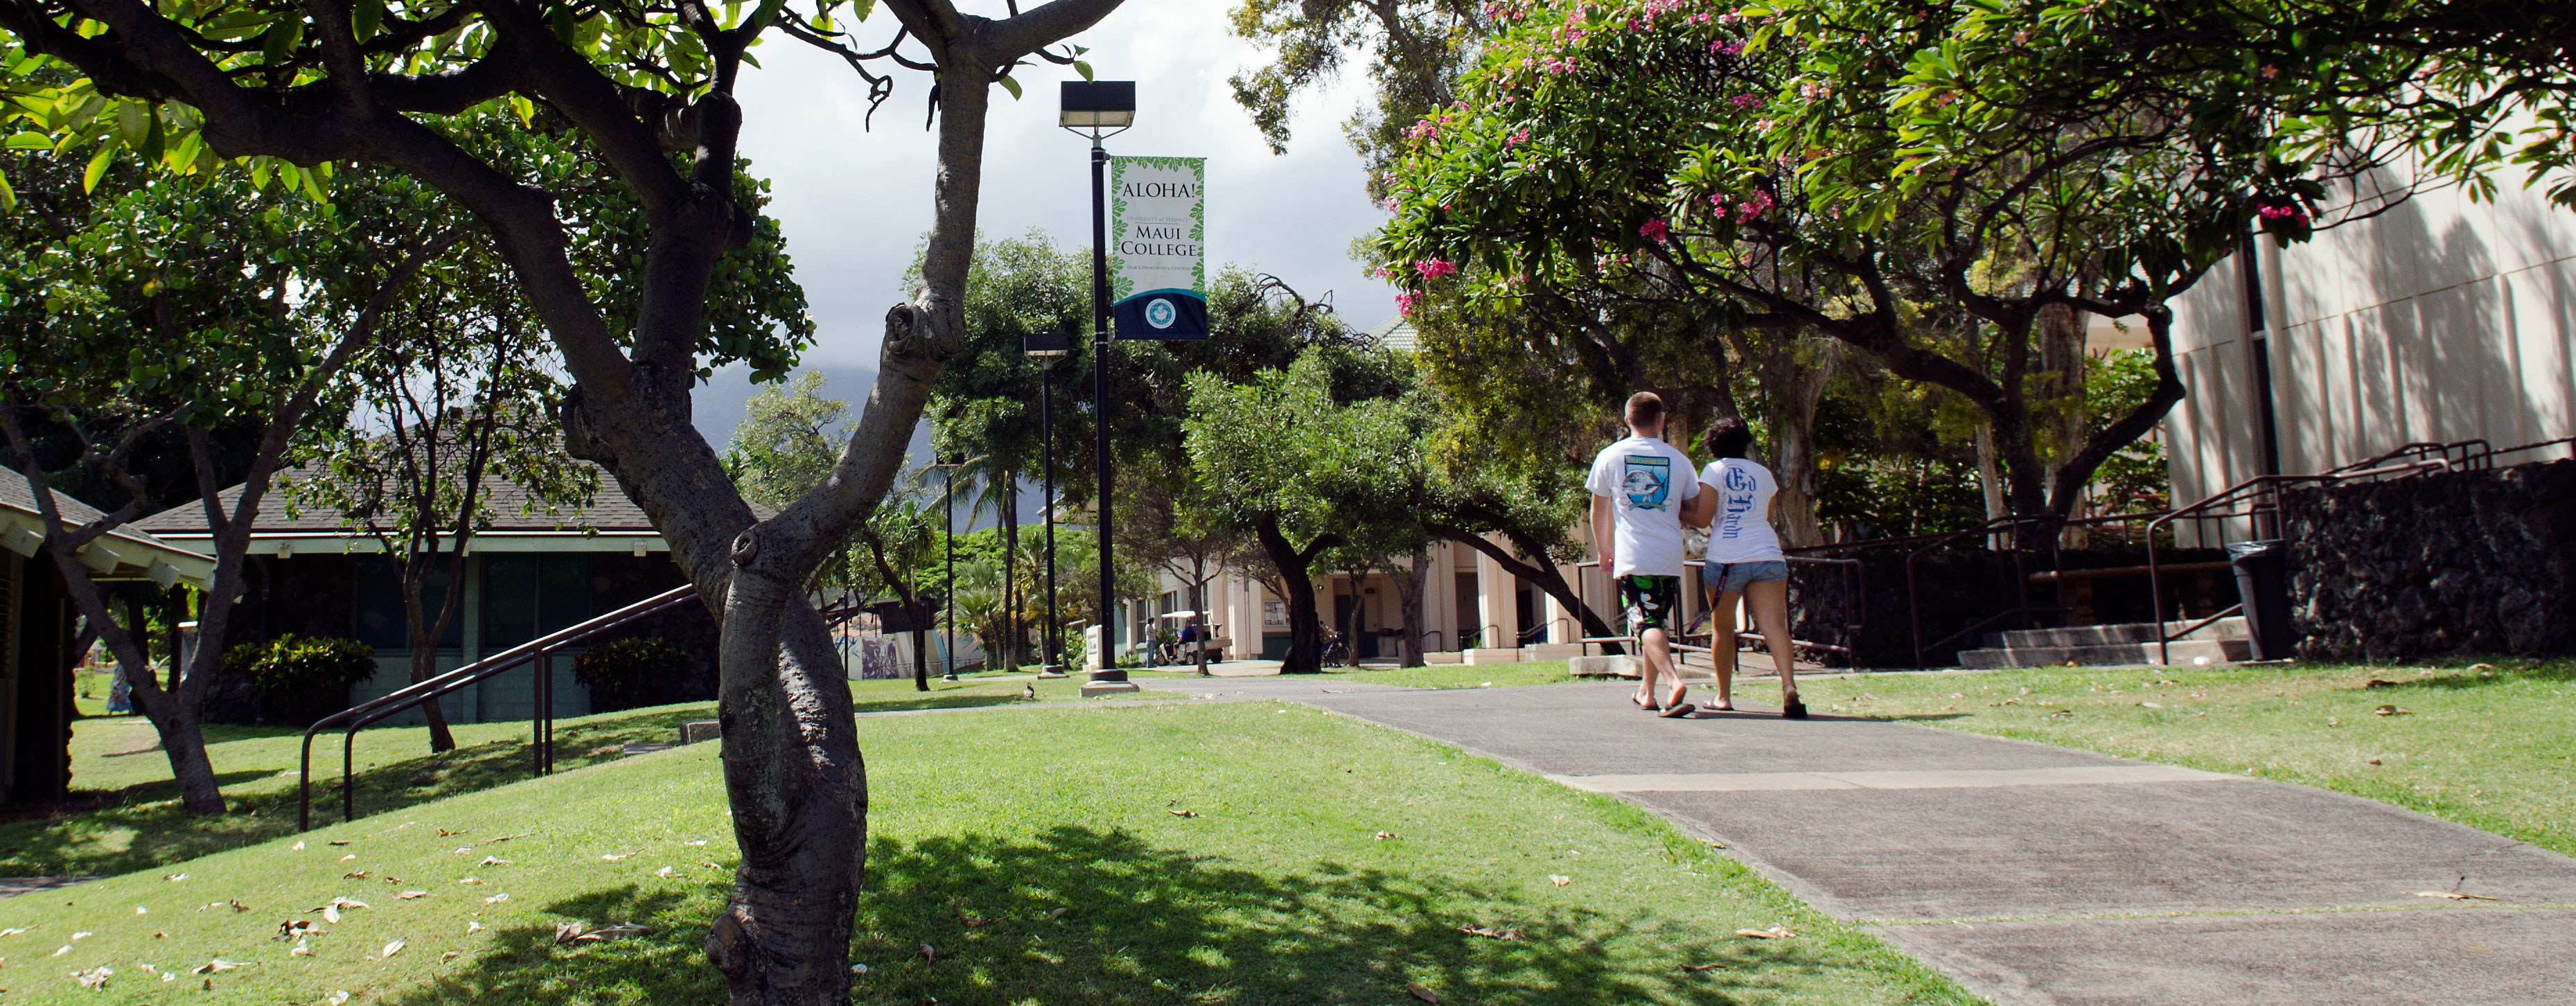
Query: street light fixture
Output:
[[1023, 330, 1071, 679], [1062, 81, 1139, 694]]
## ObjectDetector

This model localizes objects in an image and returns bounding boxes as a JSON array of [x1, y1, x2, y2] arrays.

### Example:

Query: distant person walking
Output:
[[1588, 392, 1702, 718], [1696, 418, 1805, 718]]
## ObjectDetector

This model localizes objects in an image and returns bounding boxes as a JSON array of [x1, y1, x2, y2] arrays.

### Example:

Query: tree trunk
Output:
[[1757, 335, 1842, 549], [129, 685, 227, 813], [1253, 518, 1327, 673], [1001, 472, 1020, 670], [1393, 550, 1428, 667], [2036, 304, 2089, 545]]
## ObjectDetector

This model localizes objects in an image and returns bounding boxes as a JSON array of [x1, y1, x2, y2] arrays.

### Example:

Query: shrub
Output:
[[223, 635, 378, 694], [572, 636, 686, 712]]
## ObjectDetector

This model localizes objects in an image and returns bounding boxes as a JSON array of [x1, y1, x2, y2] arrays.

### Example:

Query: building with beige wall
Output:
[[2161, 165, 2576, 525]]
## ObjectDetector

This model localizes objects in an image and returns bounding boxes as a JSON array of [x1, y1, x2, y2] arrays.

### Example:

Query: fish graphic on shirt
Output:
[[1621, 456, 1671, 511]]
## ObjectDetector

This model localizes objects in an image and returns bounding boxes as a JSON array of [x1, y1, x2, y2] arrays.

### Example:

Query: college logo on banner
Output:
[[1109, 155, 1208, 339]]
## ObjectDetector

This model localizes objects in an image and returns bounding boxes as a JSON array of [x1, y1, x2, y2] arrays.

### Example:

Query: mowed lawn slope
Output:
[[2, 702, 1975, 1006], [1823, 659, 2576, 856], [10, 676, 1179, 879]]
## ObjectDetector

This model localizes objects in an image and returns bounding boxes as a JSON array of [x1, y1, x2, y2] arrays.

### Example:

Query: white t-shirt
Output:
[[1586, 434, 1700, 578], [1700, 457, 1784, 563]]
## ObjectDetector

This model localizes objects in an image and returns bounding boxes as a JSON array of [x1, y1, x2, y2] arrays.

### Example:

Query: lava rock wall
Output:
[[2282, 459, 2576, 660]]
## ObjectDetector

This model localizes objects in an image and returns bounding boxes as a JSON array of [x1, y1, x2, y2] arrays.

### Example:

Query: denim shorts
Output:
[[1702, 560, 1790, 594]]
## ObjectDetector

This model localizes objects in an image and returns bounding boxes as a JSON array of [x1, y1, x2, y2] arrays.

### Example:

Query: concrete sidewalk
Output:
[[1245, 679, 2576, 1006]]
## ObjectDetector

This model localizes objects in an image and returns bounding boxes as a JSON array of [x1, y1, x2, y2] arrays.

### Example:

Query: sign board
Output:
[[1109, 156, 1208, 339]]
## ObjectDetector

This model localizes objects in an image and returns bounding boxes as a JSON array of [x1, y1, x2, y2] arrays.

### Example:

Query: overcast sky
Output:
[[728, 0, 1397, 375]]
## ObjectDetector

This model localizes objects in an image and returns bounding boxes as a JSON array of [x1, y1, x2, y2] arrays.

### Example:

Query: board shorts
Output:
[[1618, 575, 1682, 633], [1702, 560, 1790, 594]]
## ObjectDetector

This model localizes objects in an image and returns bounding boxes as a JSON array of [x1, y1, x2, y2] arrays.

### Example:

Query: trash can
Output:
[[2225, 540, 2295, 661]]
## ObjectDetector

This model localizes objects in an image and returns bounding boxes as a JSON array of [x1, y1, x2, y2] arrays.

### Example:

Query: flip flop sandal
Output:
[[1630, 694, 1661, 712], [1659, 702, 1698, 718], [1781, 698, 1809, 719]]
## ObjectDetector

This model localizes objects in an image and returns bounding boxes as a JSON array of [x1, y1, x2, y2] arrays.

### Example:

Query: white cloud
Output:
[[732, 0, 1400, 369]]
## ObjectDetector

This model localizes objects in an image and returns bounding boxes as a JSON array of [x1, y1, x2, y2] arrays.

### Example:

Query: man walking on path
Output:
[[1587, 392, 1702, 718]]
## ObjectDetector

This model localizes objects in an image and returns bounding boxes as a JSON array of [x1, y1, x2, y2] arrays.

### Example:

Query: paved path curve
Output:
[[1138, 676, 2576, 1006]]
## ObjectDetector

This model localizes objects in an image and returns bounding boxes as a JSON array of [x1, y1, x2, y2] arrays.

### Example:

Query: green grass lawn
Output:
[[1, 700, 1975, 1005], [15, 676, 1179, 879], [1814, 658, 2576, 856]]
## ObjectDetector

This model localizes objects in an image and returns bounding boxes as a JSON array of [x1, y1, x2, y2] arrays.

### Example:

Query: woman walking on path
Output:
[[1695, 418, 1805, 718]]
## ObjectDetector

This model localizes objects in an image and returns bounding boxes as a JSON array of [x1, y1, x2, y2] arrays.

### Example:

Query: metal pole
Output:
[[1090, 137, 1124, 685], [1041, 358, 1064, 677], [944, 461, 958, 682]]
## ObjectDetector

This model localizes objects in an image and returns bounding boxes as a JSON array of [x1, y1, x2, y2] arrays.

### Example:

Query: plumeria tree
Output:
[[0, 0, 1124, 998], [1370, 0, 2393, 527]]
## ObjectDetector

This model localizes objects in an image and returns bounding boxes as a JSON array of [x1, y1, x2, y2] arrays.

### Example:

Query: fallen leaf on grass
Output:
[[344, 870, 369, 879], [328, 990, 351, 1005], [340, 854, 358, 863], [324, 906, 340, 924], [291, 841, 306, 851], [960, 913, 989, 928], [484, 893, 509, 904], [919, 942, 936, 964], [164, 873, 187, 882], [576, 922, 653, 942], [1167, 809, 1200, 818], [452, 847, 474, 855], [277, 919, 321, 940], [1679, 962, 1731, 972], [290, 938, 312, 956], [600, 851, 635, 861], [439, 827, 468, 837], [328, 840, 351, 846], [1375, 831, 1397, 840], [1048, 908, 1068, 919], [74, 967, 112, 988], [1548, 875, 1571, 887], [684, 839, 710, 847], [459, 877, 482, 885], [398, 890, 430, 901], [1406, 980, 1438, 1003], [0, 925, 30, 937], [443, 950, 460, 960], [466, 921, 486, 934], [191, 959, 245, 974], [1454, 924, 1521, 940], [480, 833, 533, 845], [382, 939, 406, 958], [479, 856, 511, 866], [2412, 891, 2498, 901], [2376, 705, 2411, 716], [73, 930, 92, 939], [2365, 679, 2402, 689], [1735, 926, 1797, 939], [51, 944, 69, 957], [655, 866, 676, 879], [2139, 702, 2162, 709]]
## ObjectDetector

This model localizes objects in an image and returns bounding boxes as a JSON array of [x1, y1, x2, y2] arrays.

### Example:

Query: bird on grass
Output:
[[1023, 683, 1039, 701]]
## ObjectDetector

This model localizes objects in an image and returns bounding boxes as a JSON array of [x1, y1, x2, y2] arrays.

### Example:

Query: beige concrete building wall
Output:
[[2163, 166, 2576, 542]]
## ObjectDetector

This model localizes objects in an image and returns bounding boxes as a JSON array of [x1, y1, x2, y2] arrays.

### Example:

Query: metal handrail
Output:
[[298, 583, 701, 831], [1903, 513, 2067, 668], [2146, 460, 2446, 665]]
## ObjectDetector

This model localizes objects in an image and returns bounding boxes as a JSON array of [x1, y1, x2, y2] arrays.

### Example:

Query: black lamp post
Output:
[[1062, 80, 1137, 691], [1024, 330, 1070, 678], [942, 454, 958, 682]]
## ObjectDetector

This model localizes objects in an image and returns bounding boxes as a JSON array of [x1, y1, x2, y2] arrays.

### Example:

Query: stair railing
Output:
[[2146, 461, 2447, 666], [297, 583, 702, 831]]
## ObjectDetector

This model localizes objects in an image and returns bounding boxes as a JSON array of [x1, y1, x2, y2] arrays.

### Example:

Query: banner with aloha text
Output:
[[1109, 155, 1208, 339]]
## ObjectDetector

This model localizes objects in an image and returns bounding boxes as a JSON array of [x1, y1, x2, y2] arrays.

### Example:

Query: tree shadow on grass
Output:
[[394, 828, 1858, 1006], [1, 707, 719, 877]]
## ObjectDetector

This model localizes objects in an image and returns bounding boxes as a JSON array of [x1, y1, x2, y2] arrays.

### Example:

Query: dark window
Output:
[[482, 554, 592, 651], [353, 558, 462, 651]]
